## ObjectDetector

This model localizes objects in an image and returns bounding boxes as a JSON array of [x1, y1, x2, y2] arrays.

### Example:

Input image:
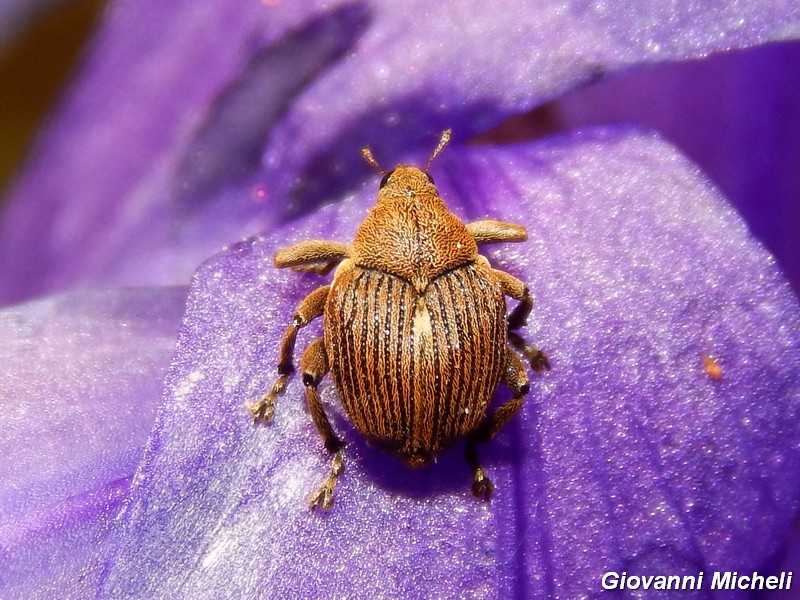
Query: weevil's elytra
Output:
[[249, 129, 550, 510]]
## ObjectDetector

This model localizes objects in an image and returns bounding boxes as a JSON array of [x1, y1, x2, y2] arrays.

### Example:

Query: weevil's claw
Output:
[[247, 394, 276, 423], [518, 344, 550, 372], [249, 374, 291, 422], [308, 450, 344, 511], [471, 467, 494, 500], [528, 349, 551, 372], [307, 479, 337, 510]]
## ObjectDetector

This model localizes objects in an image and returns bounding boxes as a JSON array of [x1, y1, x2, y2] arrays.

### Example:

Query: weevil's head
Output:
[[360, 129, 452, 202], [375, 164, 438, 200]]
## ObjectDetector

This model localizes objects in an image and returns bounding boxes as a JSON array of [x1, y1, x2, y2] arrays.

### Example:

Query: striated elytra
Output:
[[250, 130, 550, 510]]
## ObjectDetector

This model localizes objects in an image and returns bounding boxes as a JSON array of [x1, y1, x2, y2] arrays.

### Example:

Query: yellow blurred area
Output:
[[0, 0, 106, 199]]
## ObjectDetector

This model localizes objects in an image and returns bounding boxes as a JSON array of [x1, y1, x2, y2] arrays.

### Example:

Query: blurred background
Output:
[[0, 0, 105, 192], [1, 1, 799, 295]]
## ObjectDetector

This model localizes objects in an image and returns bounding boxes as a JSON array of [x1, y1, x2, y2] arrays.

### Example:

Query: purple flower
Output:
[[2, 2, 800, 598]]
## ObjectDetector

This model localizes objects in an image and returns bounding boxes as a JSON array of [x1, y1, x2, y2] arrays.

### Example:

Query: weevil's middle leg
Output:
[[493, 268, 532, 330], [493, 268, 551, 372], [508, 332, 551, 372], [247, 285, 330, 422], [300, 337, 346, 510], [466, 348, 530, 500]]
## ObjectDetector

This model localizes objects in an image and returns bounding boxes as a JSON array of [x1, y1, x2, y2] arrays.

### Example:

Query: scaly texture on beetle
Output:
[[249, 130, 550, 510]]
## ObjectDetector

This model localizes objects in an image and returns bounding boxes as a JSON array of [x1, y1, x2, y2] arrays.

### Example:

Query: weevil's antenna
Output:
[[426, 129, 452, 170], [360, 146, 386, 174]]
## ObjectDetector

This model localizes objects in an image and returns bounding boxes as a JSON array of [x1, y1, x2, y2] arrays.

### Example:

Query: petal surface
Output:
[[100, 131, 800, 598], [0, 287, 187, 599]]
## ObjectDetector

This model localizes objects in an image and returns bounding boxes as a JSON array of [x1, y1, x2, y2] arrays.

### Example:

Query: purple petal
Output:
[[3, 1, 799, 303], [545, 40, 800, 296], [100, 130, 800, 598], [0, 287, 186, 599], [262, 1, 800, 215]]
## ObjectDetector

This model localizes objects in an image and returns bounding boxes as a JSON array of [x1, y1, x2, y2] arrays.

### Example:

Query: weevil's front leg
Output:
[[274, 240, 350, 275], [300, 337, 345, 510], [247, 285, 330, 422], [493, 268, 551, 372], [290, 262, 338, 276], [466, 348, 530, 499], [467, 219, 527, 245]]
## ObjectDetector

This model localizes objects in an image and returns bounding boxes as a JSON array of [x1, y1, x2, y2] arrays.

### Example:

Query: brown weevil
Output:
[[249, 130, 550, 509]]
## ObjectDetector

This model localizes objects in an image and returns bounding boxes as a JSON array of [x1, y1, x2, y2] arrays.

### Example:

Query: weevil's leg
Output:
[[465, 438, 494, 500], [300, 338, 346, 510], [274, 240, 350, 272], [467, 219, 527, 245], [247, 285, 330, 422], [494, 268, 551, 371], [466, 348, 530, 499], [508, 332, 551, 372], [290, 262, 338, 276], [493, 268, 532, 330], [308, 450, 344, 511]]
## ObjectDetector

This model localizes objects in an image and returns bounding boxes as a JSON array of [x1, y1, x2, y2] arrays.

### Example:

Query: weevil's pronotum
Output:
[[249, 130, 550, 509]]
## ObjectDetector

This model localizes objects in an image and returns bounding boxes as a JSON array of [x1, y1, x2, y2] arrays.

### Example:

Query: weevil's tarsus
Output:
[[247, 374, 288, 422], [509, 332, 551, 372], [471, 467, 495, 500], [308, 450, 345, 510]]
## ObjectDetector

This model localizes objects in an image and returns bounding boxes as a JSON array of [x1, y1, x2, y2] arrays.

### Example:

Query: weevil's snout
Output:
[[377, 164, 437, 200], [403, 450, 433, 469]]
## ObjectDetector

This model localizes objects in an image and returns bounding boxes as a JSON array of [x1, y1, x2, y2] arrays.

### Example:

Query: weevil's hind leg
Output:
[[494, 268, 551, 372], [300, 337, 345, 510], [247, 285, 330, 422], [465, 437, 494, 500], [274, 240, 350, 271], [466, 348, 530, 499], [466, 219, 527, 245]]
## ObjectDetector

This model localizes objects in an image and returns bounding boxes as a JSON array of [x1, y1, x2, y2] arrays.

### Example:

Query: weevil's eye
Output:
[[424, 171, 435, 185], [379, 170, 395, 189]]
